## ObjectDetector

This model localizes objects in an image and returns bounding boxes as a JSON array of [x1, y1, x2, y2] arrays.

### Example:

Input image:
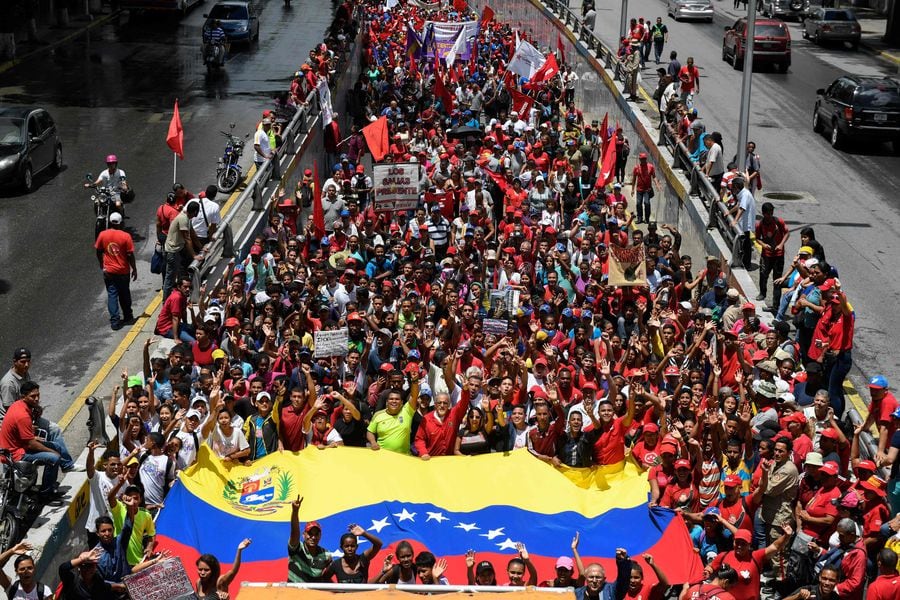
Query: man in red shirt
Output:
[[629, 153, 658, 224], [414, 391, 469, 459], [867, 548, 900, 600], [862, 375, 898, 463], [807, 280, 854, 417], [678, 56, 700, 99], [0, 382, 63, 498], [705, 525, 792, 600], [94, 212, 137, 331], [154, 275, 195, 343], [754, 202, 788, 308]]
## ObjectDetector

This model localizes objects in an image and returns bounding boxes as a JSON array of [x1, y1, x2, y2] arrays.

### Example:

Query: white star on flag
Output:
[[426, 511, 449, 523], [332, 549, 345, 558], [393, 508, 417, 522], [496, 538, 519, 550], [480, 527, 505, 540], [455, 522, 480, 532], [369, 517, 391, 533]]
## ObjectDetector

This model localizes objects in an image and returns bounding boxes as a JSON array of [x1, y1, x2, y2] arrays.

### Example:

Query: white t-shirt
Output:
[[175, 428, 200, 470], [304, 426, 343, 446], [189, 198, 222, 239], [86, 471, 117, 533], [208, 425, 250, 459], [98, 168, 126, 199], [139, 453, 174, 507], [6, 582, 54, 599], [254, 128, 272, 163]]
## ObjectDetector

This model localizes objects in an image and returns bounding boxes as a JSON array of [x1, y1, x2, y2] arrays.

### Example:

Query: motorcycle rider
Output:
[[203, 20, 227, 67], [85, 155, 128, 215]]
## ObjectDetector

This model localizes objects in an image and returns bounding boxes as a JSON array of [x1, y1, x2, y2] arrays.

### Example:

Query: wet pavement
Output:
[[0, 0, 338, 425]]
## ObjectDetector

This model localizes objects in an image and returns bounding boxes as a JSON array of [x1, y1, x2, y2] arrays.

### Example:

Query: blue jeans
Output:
[[162, 251, 182, 300], [22, 443, 62, 493], [824, 350, 852, 418], [42, 423, 75, 470], [161, 323, 196, 344], [653, 39, 664, 64], [103, 272, 133, 327], [635, 190, 652, 222]]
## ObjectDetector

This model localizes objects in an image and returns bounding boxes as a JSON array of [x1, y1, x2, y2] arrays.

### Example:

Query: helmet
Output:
[[105, 154, 118, 164]]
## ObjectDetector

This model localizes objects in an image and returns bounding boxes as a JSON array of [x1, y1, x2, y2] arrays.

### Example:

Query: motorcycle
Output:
[[202, 38, 228, 73], [0, 449, 39, 551], [86, 173, 116, 239], [216, 124, 248, 193]]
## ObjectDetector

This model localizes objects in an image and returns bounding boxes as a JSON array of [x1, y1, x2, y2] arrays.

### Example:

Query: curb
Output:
[[859, 41, 900, 66], [0, 10, 122, 75]]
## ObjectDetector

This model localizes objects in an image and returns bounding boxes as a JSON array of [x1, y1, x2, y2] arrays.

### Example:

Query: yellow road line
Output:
[[637, 85, 658, 114], [58, 174, 249, 432], [844, 381, 871, 422]]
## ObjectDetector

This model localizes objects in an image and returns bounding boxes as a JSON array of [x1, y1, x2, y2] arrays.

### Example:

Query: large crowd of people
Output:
[[0, 0, 899, 599]]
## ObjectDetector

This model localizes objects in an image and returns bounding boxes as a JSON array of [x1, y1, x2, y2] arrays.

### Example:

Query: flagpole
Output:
[[173, 152, 177, 184]]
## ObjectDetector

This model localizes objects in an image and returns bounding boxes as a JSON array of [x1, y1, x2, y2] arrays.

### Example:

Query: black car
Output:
[[813, 76, 900, 152], [0, 107, 63, 192]]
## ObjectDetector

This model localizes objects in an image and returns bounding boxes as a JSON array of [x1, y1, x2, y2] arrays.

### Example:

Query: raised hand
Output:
[[349, 524, 365, 536], [238, 538, 252, 551], [516, 542, 529, 560], [433, 558, 448, 579], [571, 532, 580, 551], [466, 549, 475, 568], [292, 495, 303, 511]]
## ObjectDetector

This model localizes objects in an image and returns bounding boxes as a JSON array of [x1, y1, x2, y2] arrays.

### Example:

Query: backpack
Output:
[[690, 583, 726, 600], [7, 581, 47, 600]]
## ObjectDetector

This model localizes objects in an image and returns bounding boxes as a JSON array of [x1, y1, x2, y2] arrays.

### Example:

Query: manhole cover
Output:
[[763, 192, 805, 201]]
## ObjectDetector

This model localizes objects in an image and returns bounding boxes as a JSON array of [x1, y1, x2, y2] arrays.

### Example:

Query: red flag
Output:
[[453, 0, 467, 12], [480, 5, 495, 27], [509, 89, 534, 118], [166, 100, 184, 159], [433, 57, 454, 113], [528, 53, 559, 86], [312, 160, 325, 240], [483, 166, 510, 194], [557, 33, 566, 66], [409, 52, 419, 78], [598, 136, 617, 189], [362, 116, 390, 163]]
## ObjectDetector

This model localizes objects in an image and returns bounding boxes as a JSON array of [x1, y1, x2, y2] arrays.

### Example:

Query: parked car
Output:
[[0, 107, 63, 193], [761, 0, 808, 20], [722, 18, 791, 73], [120, 0, 203, 16], [813, 76, 900, 151], [666, 0, 714, 22], [203, 1, 260, 44], [802, 8, 861, 49]]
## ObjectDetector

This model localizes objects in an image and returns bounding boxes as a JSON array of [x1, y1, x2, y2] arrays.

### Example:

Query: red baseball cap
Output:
[[674, 459, 691, 470], [734, 530, 752, 544], [819, 462, 839, 476], [723, 474, 743, 488], [643, 423, 659, 434], [304, 521, 322, 533], [856, 460, 877, 472], [821, 427, 840, 440]]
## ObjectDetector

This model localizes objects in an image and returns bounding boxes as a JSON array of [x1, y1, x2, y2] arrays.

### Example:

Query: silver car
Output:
[[667, 0, 714, 22], [762, 0, 809, 20], [802, 8, 860, 49]]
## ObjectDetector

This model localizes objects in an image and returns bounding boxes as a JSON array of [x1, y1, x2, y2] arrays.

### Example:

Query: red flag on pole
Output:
[[453, 0, 467, 12], [312, 160, 325, 240], [433, 57, 454, 113], [598, 130, 617, 189], [557, 33, 566, 66], [166, 100, 184, 159], [509, 89, 534, 118], [480, 5, 495, 27], [362, 116, 390, 163], [528, 53, 559, 86]]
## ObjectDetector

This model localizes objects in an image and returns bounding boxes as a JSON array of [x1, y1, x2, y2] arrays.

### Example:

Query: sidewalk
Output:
[[0, 6, 121, 75]]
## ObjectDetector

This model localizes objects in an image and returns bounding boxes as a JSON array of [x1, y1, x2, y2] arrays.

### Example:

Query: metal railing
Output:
[[186, 11, 361, 299]]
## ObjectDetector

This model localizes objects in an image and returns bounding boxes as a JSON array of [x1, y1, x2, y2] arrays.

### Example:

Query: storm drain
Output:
[[762, 191, 815, 203]]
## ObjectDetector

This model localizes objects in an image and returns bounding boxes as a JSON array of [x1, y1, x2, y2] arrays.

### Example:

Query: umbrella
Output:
[[446, 125, 484, 139]]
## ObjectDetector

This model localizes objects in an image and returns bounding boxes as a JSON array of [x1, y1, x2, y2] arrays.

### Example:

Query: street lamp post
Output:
[[735, 0, 757, 174], [620, 0, 629, 40]]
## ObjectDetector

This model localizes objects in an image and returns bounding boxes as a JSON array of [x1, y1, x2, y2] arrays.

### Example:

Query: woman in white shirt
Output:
[[205, 407, 250, 463]]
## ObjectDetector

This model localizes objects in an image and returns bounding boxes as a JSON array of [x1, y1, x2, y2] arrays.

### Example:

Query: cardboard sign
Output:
[[123, 558, 195, 600], [608, 244, 648, 287], [314, 328, 350, 358], [489, 288, 520, 318], [483, 318, 509, 336], [374, 163, 420, 213]]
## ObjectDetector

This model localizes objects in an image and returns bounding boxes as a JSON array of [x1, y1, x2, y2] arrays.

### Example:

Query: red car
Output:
[[722, 18, 791, 73]]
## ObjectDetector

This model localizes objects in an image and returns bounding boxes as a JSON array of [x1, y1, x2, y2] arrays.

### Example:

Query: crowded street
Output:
[[0, 0, 899, 598]]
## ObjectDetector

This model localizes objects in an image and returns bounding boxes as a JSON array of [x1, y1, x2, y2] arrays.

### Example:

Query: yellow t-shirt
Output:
[[367, 401, 414, 454], [112, 502, 156, 566]]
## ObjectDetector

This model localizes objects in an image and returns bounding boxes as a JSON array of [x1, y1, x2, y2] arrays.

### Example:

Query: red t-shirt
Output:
[[801, 484, 841, 542], [754, 217, 788, 258], [709, 549, 767, 600], [632, 163, 655, 192], [660, 480, 698, 512], [279, 404, 308, 452], [192, 341, 219, 368], [648, 464, 675, 501], [718, 497, 754, 535], [632, 439, 662, 469], [94, 228, 135, 275], [0, 400, 34, 461], [867, 574, 900, 600], [155, 289, 187, 336], [156, 203, 180, 236], [589, 416, 626, 465], [682, 584, 735, 600], [862, 504, 890, 538], [679, 65, 699, 93]]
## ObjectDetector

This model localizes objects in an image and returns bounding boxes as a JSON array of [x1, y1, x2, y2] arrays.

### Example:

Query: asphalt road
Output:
[[587, 0, 900, 387], [0, 0, 337, 425]]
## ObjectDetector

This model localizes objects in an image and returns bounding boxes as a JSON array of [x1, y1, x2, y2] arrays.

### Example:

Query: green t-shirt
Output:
[[367, 401, 414, 454], [112, 502, 156, 566]]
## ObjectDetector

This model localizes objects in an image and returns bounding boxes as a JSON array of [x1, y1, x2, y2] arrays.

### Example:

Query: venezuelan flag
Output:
[[156, 448, 702, 597]]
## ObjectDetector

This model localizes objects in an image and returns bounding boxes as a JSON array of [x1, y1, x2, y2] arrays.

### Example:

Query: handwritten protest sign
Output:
[[374, 163, 420, 213], [483, 318, 509, 336], [123, 558, 195, 600], [314, 328, 349, 358]]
